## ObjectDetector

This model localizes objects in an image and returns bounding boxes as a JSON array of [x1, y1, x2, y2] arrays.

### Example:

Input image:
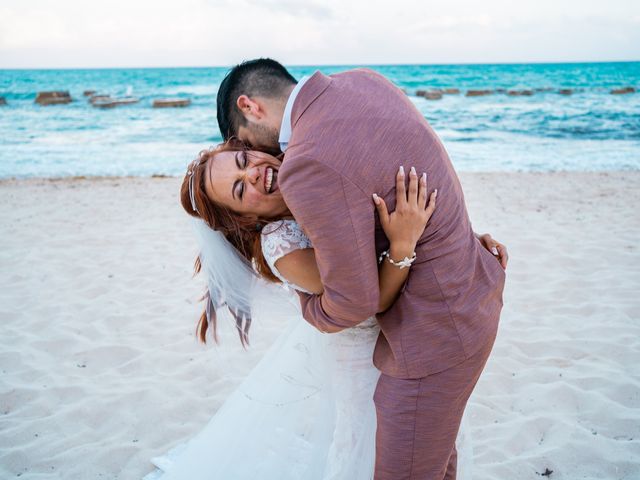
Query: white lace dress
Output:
[[144, 219, 471, 480], [261, 219, 381, 479]]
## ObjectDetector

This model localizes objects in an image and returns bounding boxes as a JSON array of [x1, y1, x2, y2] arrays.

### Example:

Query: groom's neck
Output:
[[270, 84, 296, 126]]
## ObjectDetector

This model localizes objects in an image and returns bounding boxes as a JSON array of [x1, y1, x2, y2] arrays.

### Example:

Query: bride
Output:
[[145, 139, 505, 479]]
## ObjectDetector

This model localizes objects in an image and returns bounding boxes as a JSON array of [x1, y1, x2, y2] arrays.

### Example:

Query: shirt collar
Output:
[[279, 75, 310, 152]]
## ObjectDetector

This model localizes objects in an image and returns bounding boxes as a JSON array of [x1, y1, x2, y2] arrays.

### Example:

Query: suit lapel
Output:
[[290, 71, 332, 130]]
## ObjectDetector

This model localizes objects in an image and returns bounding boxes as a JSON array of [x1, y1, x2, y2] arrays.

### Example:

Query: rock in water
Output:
[[89, 95, 111, 104], [152, 98, 191, 108], [92, 97, 140, 108], [83, 90, 97, 97], [423, 91, 443, 100], [558, 89, 573, 95], [611, 87, 636, 95], [416, 90, 443, 100], [0, 97, 7, 106], [443, 88, 460, 94], [465, 90, 493, 97], [35, 91, 72, 105], [507, 90, 534, 96]]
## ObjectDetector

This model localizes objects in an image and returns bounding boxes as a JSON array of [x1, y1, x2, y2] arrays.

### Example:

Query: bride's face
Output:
[[204, 149, 289, 220]]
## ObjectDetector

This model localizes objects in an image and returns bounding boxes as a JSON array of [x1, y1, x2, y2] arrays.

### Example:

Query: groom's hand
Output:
[[477, 233, 508, 270]]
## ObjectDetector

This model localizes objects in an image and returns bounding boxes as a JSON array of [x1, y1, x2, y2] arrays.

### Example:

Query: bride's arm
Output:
[[274, 166, 438, 311], [374, 166, 436, 312], [273, 248, 324, 295], [273, 172, 507, 308]]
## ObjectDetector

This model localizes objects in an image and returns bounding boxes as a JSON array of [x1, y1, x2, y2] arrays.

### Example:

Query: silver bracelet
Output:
[[378, 250, 417, 269]]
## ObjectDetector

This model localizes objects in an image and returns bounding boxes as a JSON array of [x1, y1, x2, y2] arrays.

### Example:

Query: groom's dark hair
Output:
[[216, 58, 297, 140]]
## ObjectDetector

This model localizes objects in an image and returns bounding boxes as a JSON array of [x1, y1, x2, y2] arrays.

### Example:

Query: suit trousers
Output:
[[373, 333, 496, 479]]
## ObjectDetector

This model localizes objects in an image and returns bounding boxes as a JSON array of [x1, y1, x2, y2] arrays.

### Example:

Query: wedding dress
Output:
[[144, 219, 472, 480]]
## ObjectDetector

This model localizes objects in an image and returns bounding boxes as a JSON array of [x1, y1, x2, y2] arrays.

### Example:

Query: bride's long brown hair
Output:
[[180, 139, 284, 345]]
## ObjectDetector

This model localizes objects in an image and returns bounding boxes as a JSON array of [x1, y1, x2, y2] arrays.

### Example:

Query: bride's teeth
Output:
[[266, 168, 273, 193]]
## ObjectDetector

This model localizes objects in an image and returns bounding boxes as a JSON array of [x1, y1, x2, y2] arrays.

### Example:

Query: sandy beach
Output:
[[1, 172, 638, 480]]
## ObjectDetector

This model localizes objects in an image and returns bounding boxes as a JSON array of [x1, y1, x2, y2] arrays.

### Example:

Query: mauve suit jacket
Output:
[[278, 70, 505, 379]]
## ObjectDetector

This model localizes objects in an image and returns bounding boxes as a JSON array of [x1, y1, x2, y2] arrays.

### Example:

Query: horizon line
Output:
[[1, 59, 639, 71]]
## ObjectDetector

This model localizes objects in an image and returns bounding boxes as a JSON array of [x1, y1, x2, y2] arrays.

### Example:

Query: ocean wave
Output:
[[1, 63, 638, 177]]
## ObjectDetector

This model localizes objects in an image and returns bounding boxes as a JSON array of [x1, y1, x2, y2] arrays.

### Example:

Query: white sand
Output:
[[0, 172, 638, 479]]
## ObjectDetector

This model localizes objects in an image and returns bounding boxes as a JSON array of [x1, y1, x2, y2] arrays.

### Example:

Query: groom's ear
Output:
[[236, 95, 263, 122]]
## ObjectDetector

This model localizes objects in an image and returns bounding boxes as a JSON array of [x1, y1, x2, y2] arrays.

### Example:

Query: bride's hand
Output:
[[476, 233, 509, 270], [373, 166, 437, 255]]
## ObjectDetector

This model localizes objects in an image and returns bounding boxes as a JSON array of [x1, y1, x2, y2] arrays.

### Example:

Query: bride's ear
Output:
[[237, 95, 262, 122]]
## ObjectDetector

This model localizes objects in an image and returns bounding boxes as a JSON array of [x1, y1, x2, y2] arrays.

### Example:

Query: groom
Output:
[[216, 59, 505, 479]]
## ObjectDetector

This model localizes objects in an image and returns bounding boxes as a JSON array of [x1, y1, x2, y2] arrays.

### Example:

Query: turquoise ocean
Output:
[[0, 62, 638, 178]]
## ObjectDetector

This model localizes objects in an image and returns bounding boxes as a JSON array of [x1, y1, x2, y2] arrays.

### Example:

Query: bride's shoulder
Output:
[[261, 218, 299, 237], [261, 219, 311, 256], [259, 219, 315, 294]]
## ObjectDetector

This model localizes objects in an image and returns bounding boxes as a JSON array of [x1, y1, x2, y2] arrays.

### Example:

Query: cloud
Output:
[[408, 14, 495, 32], [245, 0, 333, 19], [0, 0, 638, 67]]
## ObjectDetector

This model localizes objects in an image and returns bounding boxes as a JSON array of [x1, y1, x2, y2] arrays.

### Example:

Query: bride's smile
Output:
[[203, 149, 288, 220], [264, 166, 278, 194]]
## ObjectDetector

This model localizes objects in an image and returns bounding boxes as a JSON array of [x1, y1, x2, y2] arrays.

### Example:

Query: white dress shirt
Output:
[[279, 75, 310, 152]]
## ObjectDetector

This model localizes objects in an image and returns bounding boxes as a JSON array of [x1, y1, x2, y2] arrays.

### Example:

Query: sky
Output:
[[0, 0, 639, 68]]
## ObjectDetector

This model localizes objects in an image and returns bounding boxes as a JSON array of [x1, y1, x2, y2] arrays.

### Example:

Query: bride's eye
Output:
[[239, 153, 249, 200], [234, 151, 248, 201]]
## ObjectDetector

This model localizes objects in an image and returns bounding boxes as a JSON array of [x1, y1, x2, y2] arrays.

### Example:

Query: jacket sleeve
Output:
[[279, 156, 380, 333]]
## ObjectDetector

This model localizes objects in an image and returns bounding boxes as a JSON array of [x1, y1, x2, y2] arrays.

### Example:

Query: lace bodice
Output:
[[261, 219, 314, 294], [261, 218, 378, 329]]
